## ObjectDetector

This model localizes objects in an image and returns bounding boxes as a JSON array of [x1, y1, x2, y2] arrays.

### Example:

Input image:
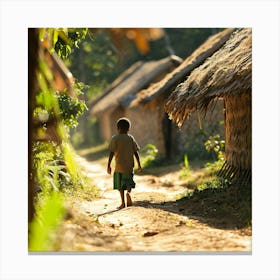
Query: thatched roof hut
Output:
[[91, 55, 182, 116], [126, 29, 234, 160], [90, 55, 182, 142], [166, 28, 252, 185], [130, 28, 236, 106]]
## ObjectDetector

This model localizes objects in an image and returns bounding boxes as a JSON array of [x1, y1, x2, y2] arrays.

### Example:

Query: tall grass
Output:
[[29, 141, 99, 251], [29, 191, 66, 251]]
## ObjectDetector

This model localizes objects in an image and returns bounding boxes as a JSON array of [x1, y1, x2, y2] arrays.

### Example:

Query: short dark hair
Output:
[[117, 117, 130, 132]]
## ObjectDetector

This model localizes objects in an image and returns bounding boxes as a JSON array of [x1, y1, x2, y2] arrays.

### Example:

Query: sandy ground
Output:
[[57, 156, 251, 252]]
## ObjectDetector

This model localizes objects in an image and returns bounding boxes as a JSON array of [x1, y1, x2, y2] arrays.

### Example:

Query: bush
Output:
[[140, 144, 162, 169]]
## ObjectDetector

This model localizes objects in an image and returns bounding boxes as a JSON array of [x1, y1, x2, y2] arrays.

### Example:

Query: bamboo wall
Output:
[[224, 94, 252, 169]]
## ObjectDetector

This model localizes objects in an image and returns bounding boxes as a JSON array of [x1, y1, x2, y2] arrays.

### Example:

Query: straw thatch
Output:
[[88, 61, 144, 108], [90, 55, 182, 116], [130, 28, 236, 106], [165, 28, 252, 127], [90, 55, 182, 145], [165, 28, 252, 185]]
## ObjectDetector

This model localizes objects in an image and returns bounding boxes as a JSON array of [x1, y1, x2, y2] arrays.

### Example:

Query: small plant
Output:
[[140, 144, 159, 169], [204, 134, 225, 174], [32, 141, 78, 192], [197, 177, 230, 191], [204, 134, 225, 161], [180, 154, 191, 178]]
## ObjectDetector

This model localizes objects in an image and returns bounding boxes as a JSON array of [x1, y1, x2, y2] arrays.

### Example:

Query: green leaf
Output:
[[58, 30, 73, 46], [52, 30, 59, 47], [39, 59, 53, 82]]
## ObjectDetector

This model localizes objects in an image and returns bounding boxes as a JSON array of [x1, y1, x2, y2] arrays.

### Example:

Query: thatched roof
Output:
[[130, 28, 236, 107], [88, 61, 144, 108], [90, 55, 182, 115], [165, 28, 252, 127]]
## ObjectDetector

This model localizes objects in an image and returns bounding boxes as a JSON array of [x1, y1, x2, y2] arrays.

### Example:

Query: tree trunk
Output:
[[28, 28, 39, 224]]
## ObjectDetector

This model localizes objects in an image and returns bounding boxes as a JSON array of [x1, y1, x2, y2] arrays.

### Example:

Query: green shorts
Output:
[[113, 172, 135, 191]]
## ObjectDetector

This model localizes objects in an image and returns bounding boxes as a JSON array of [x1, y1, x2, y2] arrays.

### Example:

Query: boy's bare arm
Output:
[[107, 152, 114, 174], [134, 151, 142, 171]]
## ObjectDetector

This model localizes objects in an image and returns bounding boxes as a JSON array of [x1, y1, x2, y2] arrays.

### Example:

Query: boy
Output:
[[107, 117, 142, 209]]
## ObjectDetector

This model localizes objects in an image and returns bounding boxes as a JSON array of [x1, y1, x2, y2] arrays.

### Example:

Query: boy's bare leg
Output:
[[118, 190, 125, 209], [126, 189, 132, 207]]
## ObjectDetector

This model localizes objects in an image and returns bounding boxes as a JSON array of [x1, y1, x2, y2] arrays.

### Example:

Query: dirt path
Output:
[[57, 156, 251, 252]]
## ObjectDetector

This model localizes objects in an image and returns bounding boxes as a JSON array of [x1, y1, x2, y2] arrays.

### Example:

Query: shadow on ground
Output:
[[134, 183, 252, 230]]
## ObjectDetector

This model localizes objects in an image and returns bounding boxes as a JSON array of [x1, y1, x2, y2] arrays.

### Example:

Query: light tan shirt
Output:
[[109, 133, 140, 173]]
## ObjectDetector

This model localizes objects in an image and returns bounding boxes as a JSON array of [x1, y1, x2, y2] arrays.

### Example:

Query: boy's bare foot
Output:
[[126, 193, 132, 207], [118, 203, 125, 210]]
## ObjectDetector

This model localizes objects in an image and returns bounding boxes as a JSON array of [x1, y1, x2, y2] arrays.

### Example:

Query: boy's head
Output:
[[117, 117, 131, 133]]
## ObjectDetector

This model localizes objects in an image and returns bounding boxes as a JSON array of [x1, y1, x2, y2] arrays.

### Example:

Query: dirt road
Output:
[[57, 156, 251, 252]]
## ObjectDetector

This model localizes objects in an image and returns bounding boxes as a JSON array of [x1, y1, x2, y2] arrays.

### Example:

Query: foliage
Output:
[[196, 177, 230, 191], [117, 28, 222, 73], [37, 28, 89, 131], [30, 140, 99, 250], [57, 92, 87, 128], [32, 141, 87, 191], [181, 126, 222, 161], [166, 28, 223, 59], [34, 91, 87, 130], [67, 31, 119, 99], [140, 144, 161, 169], [204, 159, 225, 175], [32, 142, 69, 191], [29, 28, 92, 251], [53, 28, 88, 59], [29, 191, 66, 251], [204, 134, 225, 174], [204, 134, 225, 161], [179, 133, 225, 179]]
